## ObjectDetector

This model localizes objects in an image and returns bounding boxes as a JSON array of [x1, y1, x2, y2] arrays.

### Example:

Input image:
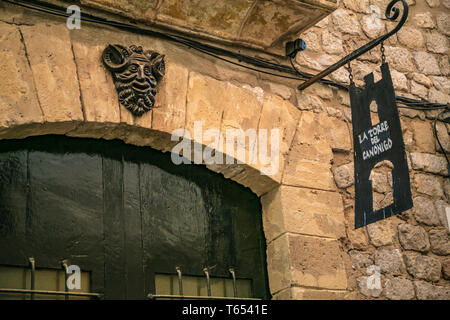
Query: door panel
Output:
[[0, 135, 269, 299]]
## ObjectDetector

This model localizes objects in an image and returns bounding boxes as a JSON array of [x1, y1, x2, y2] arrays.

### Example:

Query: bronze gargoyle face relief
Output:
[[102, 44, 165, 117]]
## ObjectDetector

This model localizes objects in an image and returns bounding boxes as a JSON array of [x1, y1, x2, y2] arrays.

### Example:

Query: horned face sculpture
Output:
[[102, 44, 165, 117]]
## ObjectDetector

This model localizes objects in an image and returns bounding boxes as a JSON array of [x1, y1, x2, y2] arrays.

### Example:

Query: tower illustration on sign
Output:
[[349, 62, 413, 229]]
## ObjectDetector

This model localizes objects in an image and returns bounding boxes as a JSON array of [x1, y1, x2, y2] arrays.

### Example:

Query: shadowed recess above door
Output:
[[69, 0, 337, 55]]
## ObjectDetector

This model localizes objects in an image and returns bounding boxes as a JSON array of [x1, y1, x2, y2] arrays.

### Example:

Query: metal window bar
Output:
[[203, 267, 212, 297], [0, 258, 102, 300], [0, 288, 103, 299], [61, 260, 69, 301], [148, 294, 260, 300], [148, 266, 259, 300], [29, 257, 35, 300], [176, 266, 183, 296]]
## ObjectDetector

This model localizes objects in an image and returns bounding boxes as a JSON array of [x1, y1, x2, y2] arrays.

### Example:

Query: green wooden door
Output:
[[0, 135, 269, 299]]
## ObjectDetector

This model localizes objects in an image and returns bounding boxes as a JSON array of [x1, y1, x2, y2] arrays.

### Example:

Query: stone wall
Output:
[[293, 0, 450, 299], [0, 0, 449, 300]]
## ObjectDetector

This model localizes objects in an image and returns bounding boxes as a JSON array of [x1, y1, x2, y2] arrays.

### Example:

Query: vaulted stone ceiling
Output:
[[72, 0, 337, 55]]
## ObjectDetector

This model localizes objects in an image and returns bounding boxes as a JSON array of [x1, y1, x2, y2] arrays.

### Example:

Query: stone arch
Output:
[[0, 119, 280, 196]]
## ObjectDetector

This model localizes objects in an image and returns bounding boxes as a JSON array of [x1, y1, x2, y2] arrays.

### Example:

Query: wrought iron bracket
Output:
[[297, 0, 409, 91]]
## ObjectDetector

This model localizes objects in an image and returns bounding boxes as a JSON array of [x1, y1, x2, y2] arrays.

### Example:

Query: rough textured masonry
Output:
[[0, 0, 449, 299]]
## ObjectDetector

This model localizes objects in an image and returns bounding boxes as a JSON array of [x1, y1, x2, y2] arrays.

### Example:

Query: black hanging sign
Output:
[[350, 62, 412, 229]]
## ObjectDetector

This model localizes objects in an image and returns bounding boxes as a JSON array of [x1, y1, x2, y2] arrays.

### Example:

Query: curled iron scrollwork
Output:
[[298, 0, 409, 90]]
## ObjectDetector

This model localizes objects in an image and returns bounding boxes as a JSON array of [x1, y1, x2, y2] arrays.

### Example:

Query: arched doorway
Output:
[[0, 135, 269, 299]]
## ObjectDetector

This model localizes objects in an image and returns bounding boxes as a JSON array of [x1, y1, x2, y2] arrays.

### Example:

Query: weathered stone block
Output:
[[268, 83, 292, 100], [413, 52, 441, 76], [273, 287, 349, 300], [442, 258, 450, 280], [331, 68, 351, 86], [71, 40, 120, 124], [410, 119, 435, 153], [398, 27, 424, 49], [333, 163, 354, 189], [289, 234, 348, 290], [325, 118, 351, 153], [221, 84, 263, 133], [337, 90, 350, 107], [282, 112, 335, 191], [384, 278, 415, 300], [425, 32, 449, 54], [375, 249, 405, 275], [0, 22, 43, 129], [303, 83, 334, 100], [415, 281, 450, 299], [266, 234, 291, 295], [20, 23, 84, 123], [436, 13, 450, 36], [444, 0, 450, 9], [410, 81, 429, 99], [349, 250, 373, 269], [390, 70, 409, 92], [288, 112, 332, 160], [439, 55, 450, 76], [410, 153, 448, 176], [435, 121, 450, 155], [412, 73, 433, 88], [271, 287, 291, 300], [220, 84, 264, 169], [295, 52, 323, 71], [283, 159, 336, 191], [296, 94, 324, 111], [322, 30, 344, 55], [345, 207, 370, 249], [262, 185, 346, 241], [429, 228, 450, 255], [259, 93, 300, 181], [229, 167, 279, 197], [1, 122, 79, 140], [186, 72, 228, 138], [414, 174, 444, 197], [301, 31, 321, 53], [367, 220, 394, 247], [261, 186, 285, 243], [357, 276, 382, 298], [152, 62, 189, 136], [370, 171, 391, 194], [331, 9, 360, 35], [428, 88, 450, 104], [384, 46, 416, 73], [293, 187, 344, 238], [361, 14, 385, 39], [425, 0, 441, 7], [398, 224, 430, 252], [290, 287, 348, 300], [326, 107, 343, 119], [404, 253, 441, 282], [414, 12, 436, 29], [343, 0, 369, 13], [412, 196, 441, 226], [435, 200, 450, 229], [431, 76, 450, 94]]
